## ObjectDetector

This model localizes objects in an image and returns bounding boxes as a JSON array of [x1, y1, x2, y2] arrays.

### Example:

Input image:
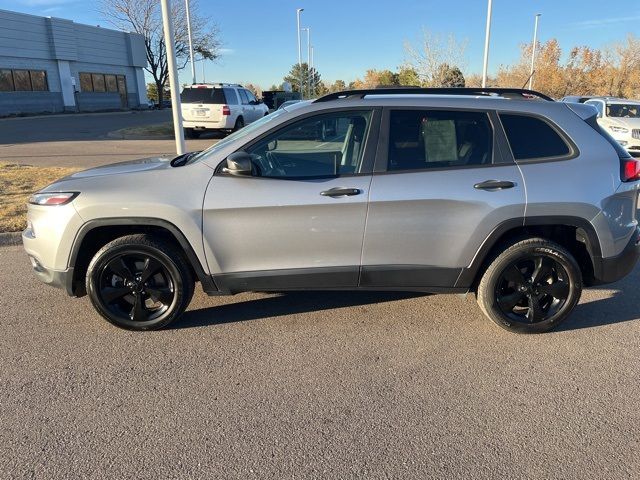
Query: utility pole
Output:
[[529, 14, 542, 90], [160, 0, 185, 155], [310, 45, 315, 97], [296, 8, 304, 99], [185, 0, 196, 84], [302, 27, 311, 97], [481, 0, 493, 88]]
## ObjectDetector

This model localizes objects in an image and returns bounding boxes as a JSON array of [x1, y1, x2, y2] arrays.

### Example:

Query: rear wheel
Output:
[[477, 238, 582, 333], [233, 116, 245, 132], [184, 128, 200, 139], [86, 234, 195, 331]]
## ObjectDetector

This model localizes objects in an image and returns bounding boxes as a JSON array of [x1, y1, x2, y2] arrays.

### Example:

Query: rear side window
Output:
[[238, 89, 250, 104], [500, 114, 570, 160], [224, 88, 238, 105], [180, 88, 226, 104], [387, 110, 493, 171]]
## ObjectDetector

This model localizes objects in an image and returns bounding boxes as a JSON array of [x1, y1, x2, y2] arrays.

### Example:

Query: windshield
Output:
[[606, 103, 640, 118], [186, 108, 289, 165], [181, 87, 225, 104]]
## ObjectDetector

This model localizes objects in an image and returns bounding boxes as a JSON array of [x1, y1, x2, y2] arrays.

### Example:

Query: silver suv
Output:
[[23, 88, 640, 333]]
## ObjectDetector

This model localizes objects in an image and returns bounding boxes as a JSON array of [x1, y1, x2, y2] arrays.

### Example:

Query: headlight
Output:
[[28, 192, 79, 206], [609, 125, 629, 134]]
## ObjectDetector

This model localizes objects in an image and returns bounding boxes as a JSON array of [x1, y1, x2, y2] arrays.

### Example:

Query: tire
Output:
[[184, 128, 200, 139], [476, 238, 582, 334], [86, 234, 195, 331], [233, 117, 244, 131]]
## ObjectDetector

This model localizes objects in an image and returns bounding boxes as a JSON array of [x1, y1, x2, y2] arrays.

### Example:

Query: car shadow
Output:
[[173, 291, 427, 330], [558, 286, 639, 331]]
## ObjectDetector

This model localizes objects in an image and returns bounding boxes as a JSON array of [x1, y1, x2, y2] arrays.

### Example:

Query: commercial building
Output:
[[0, 9, 148, 116]]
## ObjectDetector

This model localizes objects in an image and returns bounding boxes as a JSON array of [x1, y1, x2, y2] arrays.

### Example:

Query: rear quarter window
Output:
[[500, 113, 571, 160]]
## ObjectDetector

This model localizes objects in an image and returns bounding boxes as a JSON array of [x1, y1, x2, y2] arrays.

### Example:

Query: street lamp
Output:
[[310, 45, 315, 97], [481, 0, 493, 88], [159, 0, 185, 155], [529, 14, 542, 90], [185, 0, 196, 84], [301, 27, 311, 97], [296, 8, 304, 98]]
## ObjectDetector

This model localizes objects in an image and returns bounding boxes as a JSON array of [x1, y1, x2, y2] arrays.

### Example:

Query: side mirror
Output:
[[223, 151, 254, 177]]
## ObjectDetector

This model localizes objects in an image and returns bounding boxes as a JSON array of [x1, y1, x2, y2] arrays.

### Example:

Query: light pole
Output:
[[310, 45, 315, 97], [481, 0, 493, 88], [185, 0, 196, 84], [296, 8, 304, 98], [301, 27, 311, 97], [528, 14, 542, 90], [160, 0, 185, 155]]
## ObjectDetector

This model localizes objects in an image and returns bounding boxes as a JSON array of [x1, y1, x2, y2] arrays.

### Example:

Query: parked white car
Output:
[[584, 97, 640, 156], [180, 83, 269, 138]]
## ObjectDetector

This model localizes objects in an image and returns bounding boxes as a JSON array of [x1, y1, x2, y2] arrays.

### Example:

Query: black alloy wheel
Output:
[[477, 238, 582, 333], [495, 255, 570, 324], [86, 234, 194, 330]]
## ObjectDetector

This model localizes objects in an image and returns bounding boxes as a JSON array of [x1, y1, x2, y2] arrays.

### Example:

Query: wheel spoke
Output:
[[146, 286, 173, 305], [526, 294, 545, 323], [106, 257, 134, 282], [102, 286, 130, 304], [538, 280, 570, 300], [130, 292, 148, 322], [532, 257, 554, 284], [497, 291, 525, 312], [502, 264, 527, 286], [140, 257, 162, 283]]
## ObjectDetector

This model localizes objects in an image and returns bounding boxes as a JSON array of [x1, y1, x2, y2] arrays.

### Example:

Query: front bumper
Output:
[[25, 251, 76, 295], [592, 227, 640, 284]]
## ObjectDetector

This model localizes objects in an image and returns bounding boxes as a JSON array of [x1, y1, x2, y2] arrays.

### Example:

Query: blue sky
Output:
[[3, 0, 640, 88]]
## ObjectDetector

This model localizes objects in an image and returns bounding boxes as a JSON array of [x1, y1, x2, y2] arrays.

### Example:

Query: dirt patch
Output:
[[0, 163, 80, 232], [109, 122, 174, 139]]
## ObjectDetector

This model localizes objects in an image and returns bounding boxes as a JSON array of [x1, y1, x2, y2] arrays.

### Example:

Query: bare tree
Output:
[[100, 0, 221, 106], [404, 29, 468, 86]]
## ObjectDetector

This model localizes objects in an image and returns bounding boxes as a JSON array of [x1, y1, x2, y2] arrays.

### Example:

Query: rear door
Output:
[[202, 108, 380, 291], [361, 107, 526, 289], [180, 87, 225, 123]]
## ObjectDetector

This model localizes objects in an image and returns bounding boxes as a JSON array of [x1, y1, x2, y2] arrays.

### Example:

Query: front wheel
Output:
[[477, 238, 582, 334], [184, 128, 200, 139], [86, 234, 195, 331]]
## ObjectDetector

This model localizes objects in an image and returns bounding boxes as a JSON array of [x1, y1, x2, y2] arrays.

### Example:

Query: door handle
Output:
[[320, 187, 362, 197], [474, 180, 516, 190]]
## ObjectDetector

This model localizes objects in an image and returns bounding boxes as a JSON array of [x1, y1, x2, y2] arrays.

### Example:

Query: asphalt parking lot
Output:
[[1, 244, 639, 479], [0, 110, 217, 168]]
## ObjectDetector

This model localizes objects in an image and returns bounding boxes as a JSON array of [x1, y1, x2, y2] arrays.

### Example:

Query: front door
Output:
[[361, 108, 526, 289], [202, 108, 379, 292]]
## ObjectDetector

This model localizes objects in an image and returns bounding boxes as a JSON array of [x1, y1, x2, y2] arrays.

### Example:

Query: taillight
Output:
[[622, 159, 640, 182], [222, 105, 231, 115]]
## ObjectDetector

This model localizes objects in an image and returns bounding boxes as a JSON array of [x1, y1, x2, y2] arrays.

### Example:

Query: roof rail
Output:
[[314, 87, 555, 103]]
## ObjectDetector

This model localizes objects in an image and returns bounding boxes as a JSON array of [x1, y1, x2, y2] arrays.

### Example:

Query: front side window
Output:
[[387, 110, 493, 171], [243, 110, 372, 178], [500, 114, 571, 161]]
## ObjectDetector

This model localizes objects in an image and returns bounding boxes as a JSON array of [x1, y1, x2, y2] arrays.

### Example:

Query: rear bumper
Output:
[[183, 119, 231, 130], [592, 227, 640, 284]]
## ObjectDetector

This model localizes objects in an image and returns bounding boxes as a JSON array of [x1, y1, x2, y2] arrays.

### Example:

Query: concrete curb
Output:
[[0, 232, 22, 246], [107, 130, 174, 140]]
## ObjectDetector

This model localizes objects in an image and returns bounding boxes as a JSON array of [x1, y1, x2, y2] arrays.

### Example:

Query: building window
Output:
[[80, 72, 124, 93], [13, 70, 32, 91], [0, 70, 14, 91], [79, 73, 93, 92], [0, 69, 48, 92], [105, 75, 118, 92], [91, 73, 106, 92], [30, 71, 48, 91]]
